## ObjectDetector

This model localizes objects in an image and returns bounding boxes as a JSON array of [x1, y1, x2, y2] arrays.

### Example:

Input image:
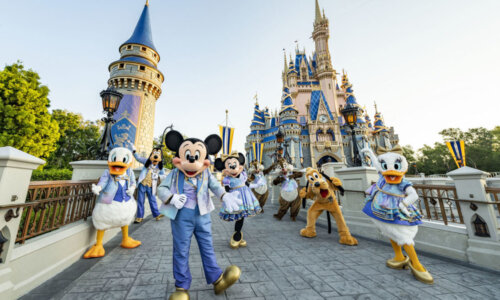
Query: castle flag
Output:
[[252, 142, 264, 163], [219, 125, 235, 155], [446, 140, 466, 168]]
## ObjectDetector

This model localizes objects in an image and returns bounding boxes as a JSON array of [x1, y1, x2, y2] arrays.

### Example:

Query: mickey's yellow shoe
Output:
[[214, 265, 241, 295], [168, 288, 189, 300]]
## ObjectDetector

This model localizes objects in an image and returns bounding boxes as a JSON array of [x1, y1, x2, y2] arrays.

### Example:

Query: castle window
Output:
[[153, 53, 157, 58], [157, 74, 160, 78], [329, 83, 331, 89], [139, 66, 146, 71], [141, 46, 147, 52], [119, 63, 124, 69], [126, 45, 132, 50]]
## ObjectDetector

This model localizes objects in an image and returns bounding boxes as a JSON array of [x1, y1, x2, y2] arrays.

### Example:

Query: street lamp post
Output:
[[97, 87, 123, 160], [341, 105, 362, 167]]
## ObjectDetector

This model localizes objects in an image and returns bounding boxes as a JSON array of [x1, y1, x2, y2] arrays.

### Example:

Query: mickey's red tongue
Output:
[[320, 189, 329, 198]]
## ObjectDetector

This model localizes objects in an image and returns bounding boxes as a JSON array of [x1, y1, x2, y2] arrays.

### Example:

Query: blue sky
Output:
[[1, 0, 499, 152]]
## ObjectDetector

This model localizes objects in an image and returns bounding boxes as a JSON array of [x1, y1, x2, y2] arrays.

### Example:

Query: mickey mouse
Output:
[[214, 151, 262, 249], [157, 130, 242, 300]]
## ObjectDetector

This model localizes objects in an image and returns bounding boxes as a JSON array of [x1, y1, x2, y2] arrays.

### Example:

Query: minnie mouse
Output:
[[214, 151, 262, 249], [157, 130, 242, 300]]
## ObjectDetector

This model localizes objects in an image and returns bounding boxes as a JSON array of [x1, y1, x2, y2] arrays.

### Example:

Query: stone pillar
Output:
[[335, 166, 380, 239], [70, 160, 108, 180], [447, 166, 500, 269], [0, 147, 44, 299]]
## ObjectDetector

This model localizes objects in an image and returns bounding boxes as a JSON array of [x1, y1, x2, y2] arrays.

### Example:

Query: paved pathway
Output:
[[23, 202, 500, 300]]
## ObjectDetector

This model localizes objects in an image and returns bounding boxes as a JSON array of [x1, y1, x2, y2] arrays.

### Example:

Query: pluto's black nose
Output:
[[314, 182, 320, 187]]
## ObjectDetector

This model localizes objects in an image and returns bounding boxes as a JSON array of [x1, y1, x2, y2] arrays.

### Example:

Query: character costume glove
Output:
[[171, 194, 187, 209]]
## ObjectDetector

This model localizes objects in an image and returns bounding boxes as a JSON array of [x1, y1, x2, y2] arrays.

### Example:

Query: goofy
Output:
[[132, 144, 166, 223]]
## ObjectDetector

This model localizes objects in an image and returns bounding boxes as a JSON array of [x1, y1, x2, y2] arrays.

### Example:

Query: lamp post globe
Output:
[[97, 87, 123, 160], [341, 104, 362, 167]]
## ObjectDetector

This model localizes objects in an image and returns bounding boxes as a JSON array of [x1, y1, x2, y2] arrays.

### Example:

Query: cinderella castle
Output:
[[245, 0, 399, 169]]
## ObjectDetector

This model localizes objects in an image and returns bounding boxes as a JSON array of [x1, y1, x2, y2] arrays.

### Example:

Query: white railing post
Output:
[[447, 166, 500, 269], [0, 147, 44, 299], [335, 166, 380, 239]]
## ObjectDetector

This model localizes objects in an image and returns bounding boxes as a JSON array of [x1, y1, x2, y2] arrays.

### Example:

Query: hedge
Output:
[[31, 169, 73, 181]]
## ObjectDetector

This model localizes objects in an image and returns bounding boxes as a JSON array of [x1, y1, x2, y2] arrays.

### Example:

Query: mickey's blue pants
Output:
[[136, 184, 160, 218], [171, 206, 223, 290]]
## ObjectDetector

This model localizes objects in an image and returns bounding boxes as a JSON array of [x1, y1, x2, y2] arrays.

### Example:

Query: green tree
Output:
[[402, 145, 418, 174], [45, 109, 100, 169], [0, 62, 59, 159], [414, 127, 500, 175], [153, 135, 174, 169]]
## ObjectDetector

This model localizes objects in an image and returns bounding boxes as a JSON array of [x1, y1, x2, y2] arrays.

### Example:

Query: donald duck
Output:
[[83, 147, 141, 258]]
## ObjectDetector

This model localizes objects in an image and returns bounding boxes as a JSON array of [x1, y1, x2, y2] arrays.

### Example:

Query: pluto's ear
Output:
[[204, 134, 222, 155], [214, 158, 225, 171], [165, 130, 184, 153], [238, 153, 246, 165]]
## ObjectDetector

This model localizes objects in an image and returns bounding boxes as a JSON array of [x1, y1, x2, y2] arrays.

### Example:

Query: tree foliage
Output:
[[45, 109, 100, 169], [0, 62, 60, 159], [409, 127, 500, 175], [153, 135, 174, 169]]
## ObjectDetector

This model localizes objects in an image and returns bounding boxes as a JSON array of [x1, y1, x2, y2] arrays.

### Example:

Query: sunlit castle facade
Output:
[[245, 0, 399, 169], [107, 1, 164, 158]]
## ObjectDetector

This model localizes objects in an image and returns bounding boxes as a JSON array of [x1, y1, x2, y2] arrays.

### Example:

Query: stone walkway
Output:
[[23, 202, 500, 300]]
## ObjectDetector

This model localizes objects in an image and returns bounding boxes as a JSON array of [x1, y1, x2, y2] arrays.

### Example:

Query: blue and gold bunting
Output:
[[446, 140, 466, 168], [219, 125, 235, 155], [252, 142, 264, 163]]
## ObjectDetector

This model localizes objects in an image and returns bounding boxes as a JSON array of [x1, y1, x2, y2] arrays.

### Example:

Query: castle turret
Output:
[[311, 0, 339, 115], [279, 87, 301, 166], [108, 1, 164, 158]]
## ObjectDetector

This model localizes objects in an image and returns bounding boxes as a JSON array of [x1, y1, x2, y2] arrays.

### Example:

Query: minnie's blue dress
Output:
[[363, 177, 422, 226], [219, 171, 262, 221]]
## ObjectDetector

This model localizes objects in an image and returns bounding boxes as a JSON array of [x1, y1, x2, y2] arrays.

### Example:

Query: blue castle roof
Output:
[[373, 112, 388, 133], [251, 103, 265, 126], [121, 3, 157, 52], [280, 87, 298, 114], [310, 90, 334, 121], [295, 54, 313, 77]]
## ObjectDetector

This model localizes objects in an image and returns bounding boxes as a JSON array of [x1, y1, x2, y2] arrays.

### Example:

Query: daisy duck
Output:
[[361, 145, 433, 284]]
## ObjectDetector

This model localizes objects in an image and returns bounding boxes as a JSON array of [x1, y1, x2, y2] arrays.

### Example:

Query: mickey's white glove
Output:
[[126, 186, 136, 196], [170, 194, 187, 209], [91, 184, 102, 195], [222, 193, 243, 213]]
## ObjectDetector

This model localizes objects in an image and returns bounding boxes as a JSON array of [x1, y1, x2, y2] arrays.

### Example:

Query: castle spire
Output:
[[283, 50, 288, 73], [121, 2, 156, 51], [315, 0, 322, 24]]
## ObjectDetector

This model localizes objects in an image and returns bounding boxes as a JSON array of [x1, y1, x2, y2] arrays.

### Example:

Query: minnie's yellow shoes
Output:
[[230, 232, 247, 249]]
